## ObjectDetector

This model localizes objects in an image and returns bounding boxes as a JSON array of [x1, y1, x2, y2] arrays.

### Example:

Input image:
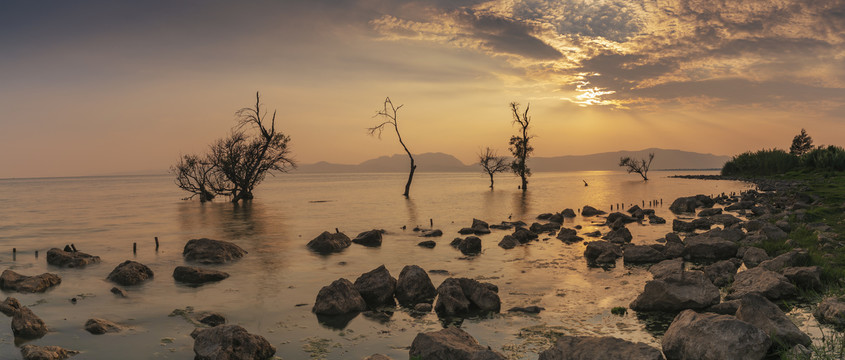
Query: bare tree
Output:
[[369, 97, 415, 197], [170, 154, 228, 202], [478, 147, 510, 189], [790, 128, 814, 156], [619, 153, 655, 181], [508, 102, 533, 191]]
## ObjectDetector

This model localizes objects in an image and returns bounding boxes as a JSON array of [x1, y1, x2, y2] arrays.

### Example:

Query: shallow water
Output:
[[0, 171, 756, 359]]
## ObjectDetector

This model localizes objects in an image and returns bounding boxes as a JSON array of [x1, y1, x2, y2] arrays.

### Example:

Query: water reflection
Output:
[[405, 198, 418, 227], [512, 191, 531, 220]]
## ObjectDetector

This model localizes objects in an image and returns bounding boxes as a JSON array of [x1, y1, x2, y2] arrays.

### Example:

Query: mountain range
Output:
[[296, 148, 730, 173]]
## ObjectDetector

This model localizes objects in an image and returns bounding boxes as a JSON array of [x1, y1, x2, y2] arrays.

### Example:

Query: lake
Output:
[[0, 171, 754, 359]]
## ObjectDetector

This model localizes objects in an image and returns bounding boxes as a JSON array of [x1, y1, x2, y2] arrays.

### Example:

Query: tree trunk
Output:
[[489, 173, 494, 188], [403, 159, 416, 198], [521, 174, 528, 191]]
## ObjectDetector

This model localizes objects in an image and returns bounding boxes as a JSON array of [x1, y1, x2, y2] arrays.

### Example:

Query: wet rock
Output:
[[20, 345, 79, 360], [507, 306, 544, 314], [649, 258, 684, 280], [457, 236, 482, 255], [662, 310, 770, 360], [602, 226, 632, 244], [183, 238, 247, 263], [759, 249, 810, 272], [630, 271, 720, 312], [512, 227, 538, 243], [191, 324, 275, 360], [665, 233, 682, 243], [727, 267, 797, 301], [537, 213, 553, 220], [434, 278, 500, 317], [0, 296, 21, 316], [538, 335, 664, 360], [352, 230, 384, 247], [669, 195, 712, 214], [708, 214, 742, 227], [458, 228, 476, 235], [409, 327, 506, 360], [581, 205, 606, 216], [662, 242, 685, 259], [197, 312, 226, 327], [742, 247, 770, 268], [697, 208, 723, 217], [312, 278, 367, 315], [12, 306, 48, 339], [106, 260, 153, 286], [782, 266, 822, 290], [648, 215, 666, 224], [706, 299, 741, 315], [498, 235, 519, 249], [173, 266, 229, 285], [704, 259, 741, 287], [471, 218, 489, 231], [623, 245, 665, 264], [556, 228, 583, 243], [46, 248, 101, 268], [450, 238, 463, 247], [561, 208, 577, 218], [672, 219, 696, 233], [813, 296, 845, 327], [606, 212, 638, 226], [395, 265, 436, 307], [306, 231, 352, 253], [110, 287, 128, 298], [548, 213, 564, 224], [530, 222, 561, 234], [736, 293, 811, 348], [354, 265, 397, 309], [584, 241, 622, 265], [489, 223, 513, 230], [0, 270, 61, 293], [422, 229, 443, 237], [683, 235, 738, 261], [417, 240, 436, 248], [583, 230, 602, 238], [84, 318, 122, 334]]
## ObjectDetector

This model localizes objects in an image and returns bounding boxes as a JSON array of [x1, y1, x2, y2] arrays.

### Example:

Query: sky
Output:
[[1, 0, 844, 178]]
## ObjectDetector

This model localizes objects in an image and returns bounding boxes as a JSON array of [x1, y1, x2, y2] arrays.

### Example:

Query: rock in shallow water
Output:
[[662, 310, 770, 360], [12, 306, 48, 339], [538, 335, 664, 360], [354, 265, 397, 309], [172, 266, 229, 285], [183, 238, 247, 263], [0, 270, 61, 293], [395, 265, 437, 307], [46, 248, 101, 268], [630, 271, 720, 312], [312, 278, 366, 315], [306, 232, 351, 254], [20, 345, 79, 360], [409, 327, 505, 360], [84, 318, 123, 334], [106, 260, 153, 286], [191, 325, 275, 360]]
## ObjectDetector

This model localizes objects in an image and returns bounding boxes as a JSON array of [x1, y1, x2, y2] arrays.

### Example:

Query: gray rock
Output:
[[183, 238, 247, 263], [736, 293, 811, 348], [649, 215, 667, 224], [761, 225, 788, 242], [106, 260, 153, 286], [12, 306, 48, 339], [742, 247, 770, 268], [418, 240, 436, 248], [197, 312, 226, 327], [422, 229, 444, 237], [606, 212, 638, 226], [409, 327, 506, 360], [649, 258, 684, 280], [759, 249, 810, 272], [306, 231, 352, 253], [530, 222, 561, 234], [704, 259, 741, 287], [581, 205, 606, 216], [782, 266, 822, 290], [354, 265, 397, 309], [498, 235, 519, 249], [706, 299, 741, 315], [512, 227, 538, 243], [508, 306, 544, 314], [538, 336, 664, 360], [395, 265, 436, 307], [584, 241, 622, 265], [662, 310, 770, 360], [0, 296, 21, 316], [708, 214, 743, 227], [561, 209, 577, 218], [623, 245, 666, 264], [727, 267, 797, 301], [683, 235, 738, 261], [665, 233, 682, 244], [434, 278, 500, 317], [352, 230, 384, 247], [414, 303, 432, 313], [458, 236, 482, 255], [0, 270, 61, 293], [312, 278, 367, 315], [46, 248, 101, 268], [84, 318, 122, 334], [20, 345, 79, 360], [662, 242, 685, 259], [602, 227, 632, 244], [172, 266, 229, 284], [669, 195, 713, 214], [191, 325, 275, 360], [814, 296, 845, 327], [556, 228, 583, 243], [698, 208, 723, 217], [630, 271, 720, 312], [703, 227, 745, 242]]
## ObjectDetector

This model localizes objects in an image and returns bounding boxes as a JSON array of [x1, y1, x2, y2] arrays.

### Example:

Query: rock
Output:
[[782, 266, 822, 290], [649, 258, 684, 279], [669, 196, 706, 214], [183, 238, 247, 263], [742, 247, 770, 268], [422, 229, 444, 237], [702, 227, 744, 242], [584, 241, 622, 265], [489, 223, 513, 230], [538, 335, 664, 360], [197, 312, 226, 327], [498, 235, 519, 249], [458, 228, 476, 235], [761, 225, 788, 242], [418, 240, 436, 248], [450, 238, 463, 247], [556, 228, 582, 243], [706, 299, 741, 315], [507, 306, 544, 314], [662, 310, 770, 360], [727, 267, 797, 301], [20, 345, 79, 360], [537, 213, 553, 220], [0, 296, 21, 316], [312, 278, 367, 315], [471, 219, 489, 230], [46, 248, 101, 268], [683, 235, 738, 261], [704, 259, 741, 287], [172, 266, 229, 285], [759, 249, 810, 272], [698, 208, 723, 217], [12, 306, 48, 339], [606, 212, 638, 226], [583, 230, 602, 237], [602, 226, 632, 244], [662, 242, 685, 259], [630, 271, 720, 312], [627, 205, 642, 214], [395, 265, 436, 307], [191, 324, 275, 360], [623, 245, 665, 264], [409, 327, 506, 360], [354, 265, 397, 309], [736, 293, 811, 348], [363, 354, 394, 360], [672, 219, 696, 233], [457, 236, 482, 255], [581, 205, 606, 216], [530, 222, 561, 234], [665, 233, 682, 244], [561, 208, 576, 218], [110, 287, 128, 298], [414, 303, 432, 313], [434, 278, 500, 317], [814, 296, 845, 327], [84, 318, 122, 334], [743, 220, 767, 232], [511, 227, 538, 243], [0, 270, 61, 293], [106, 260, 153, 286], [306, 231, 352, 253], [352, 230, 384, 247], [648, 215, 666, 224], [708, 214, 742, 227]]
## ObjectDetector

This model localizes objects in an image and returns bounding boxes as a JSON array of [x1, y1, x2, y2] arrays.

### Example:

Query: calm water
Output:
[[0, 171, 754, 359]]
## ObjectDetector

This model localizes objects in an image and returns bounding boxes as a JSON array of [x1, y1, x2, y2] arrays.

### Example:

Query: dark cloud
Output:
[[454, 9, 563, 59]]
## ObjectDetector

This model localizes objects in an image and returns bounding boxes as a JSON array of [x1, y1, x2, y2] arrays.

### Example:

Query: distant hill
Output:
[[295, 149, 730, 173]]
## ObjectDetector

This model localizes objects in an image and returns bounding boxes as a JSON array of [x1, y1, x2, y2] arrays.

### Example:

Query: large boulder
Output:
[[353, 265, 397, 309], [172, 266, 229, 285], [191, 324, 276, 360], [538, 336, 664, 360], [395, 265, 436, 307], [662, 310, 770, 360], [84, 318, 123, 334], [782, 266, 822, 290], [434, 278, 500, 317], [669, 195, 713, 214], [183, 238, 246, 263], [352, 230, 384, 247], [742, 247, 770, 268], [20, 345, 79, 360], [630, 271, 720, 312], [46, 248, 101, 268], [682, 235, 738, 261], [623, 245, 665, 264], [581, 205, 606, 216], [0, 270, 61, 293], [735, 293, 811, 348], [409, 327, 505, 360], [759, 249, 810, 272], [704, 259, 741, 287], [107, 260, 153, 286], [814, 296, 845, 327], [312, 278, 366, 315], [649, 258, 684, 280], [727, 267, 797, 301], [306, 231, 351, 253], [12, 306, 48, 339], [584, 241, 622, 265]]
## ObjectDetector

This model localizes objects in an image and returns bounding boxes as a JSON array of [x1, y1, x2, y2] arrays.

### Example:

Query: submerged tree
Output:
[[369, 97, 415, 197], [478, 147, 510, 189], [790, 128, 814, 156], [619, 153, 655, 181], [172, 92, 295, 203], [508, 102, 533, 191]]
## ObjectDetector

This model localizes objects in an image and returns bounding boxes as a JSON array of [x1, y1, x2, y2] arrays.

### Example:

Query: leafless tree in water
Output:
[[619, 153, 654, 181], [368, 97, 415, 197], [508, 102, 533, 191], [478, 147, 510, 189], [170, 154, 228, 202]]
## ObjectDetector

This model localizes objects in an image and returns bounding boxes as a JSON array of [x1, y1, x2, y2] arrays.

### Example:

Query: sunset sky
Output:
[[1, 0, 844, 178]]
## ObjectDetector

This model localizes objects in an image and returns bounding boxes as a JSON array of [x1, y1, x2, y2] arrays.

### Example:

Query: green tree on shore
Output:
[[790, 128, 814, 156]]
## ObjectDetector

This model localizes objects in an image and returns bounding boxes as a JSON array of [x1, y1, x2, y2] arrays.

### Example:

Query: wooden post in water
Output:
[[155, 237, 159, 251], [133, 243, 137, 254], [430, 219, 433, 228], [35, 250, 38, 258]]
